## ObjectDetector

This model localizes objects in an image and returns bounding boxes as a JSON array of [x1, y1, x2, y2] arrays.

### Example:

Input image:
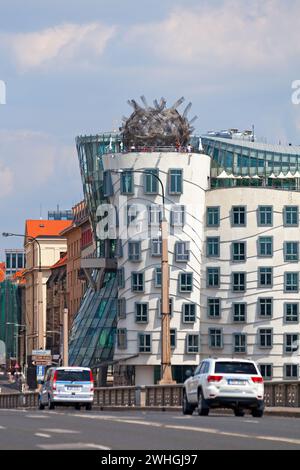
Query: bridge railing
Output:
[[1, 382, 300, 409]]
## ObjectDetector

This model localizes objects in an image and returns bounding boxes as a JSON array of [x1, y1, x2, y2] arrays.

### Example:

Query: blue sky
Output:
[[0, 0, 300, 257]]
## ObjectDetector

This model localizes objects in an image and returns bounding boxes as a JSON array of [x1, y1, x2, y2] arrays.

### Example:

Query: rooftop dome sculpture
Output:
[[120, 96, 197, 148]]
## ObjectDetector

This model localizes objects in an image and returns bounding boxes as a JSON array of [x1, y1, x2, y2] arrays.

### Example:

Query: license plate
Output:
[[228, 379, 245, 385], [66, 387, 81, 392]]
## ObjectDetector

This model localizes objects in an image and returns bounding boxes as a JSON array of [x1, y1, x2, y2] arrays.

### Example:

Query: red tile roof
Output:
[[25, 220, 72, 240], [12, 270, 26, 285], [51, 253, 67, 269], [0, 263, 5, 283]]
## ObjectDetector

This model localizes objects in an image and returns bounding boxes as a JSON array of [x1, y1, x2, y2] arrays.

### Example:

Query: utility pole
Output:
[[63, 307, 68, 367]]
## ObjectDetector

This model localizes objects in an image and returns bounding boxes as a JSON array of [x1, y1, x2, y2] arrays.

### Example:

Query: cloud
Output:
[[126, 0, 300, 70], [1, 22, 116, 71]]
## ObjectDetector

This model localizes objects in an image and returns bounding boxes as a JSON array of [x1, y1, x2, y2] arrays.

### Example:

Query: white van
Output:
[[38, 367, 94, 410]]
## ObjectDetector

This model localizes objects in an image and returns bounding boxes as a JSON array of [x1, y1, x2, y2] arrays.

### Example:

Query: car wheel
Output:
[[85, 403, 92, 411], [251, 409, 264, 418], [234, 409, 245, 417], [197, 390, 209, 416], [48, 396, 55, 410], [182, 392, 195, 415]]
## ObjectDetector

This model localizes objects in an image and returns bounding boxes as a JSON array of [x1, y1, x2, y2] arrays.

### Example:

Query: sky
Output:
[[0, 0, 300, 257]]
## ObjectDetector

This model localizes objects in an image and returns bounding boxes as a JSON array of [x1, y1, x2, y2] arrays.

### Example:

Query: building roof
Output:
[[11, 270, 26, 285], [0, 263, 5, 283], [25, 220, 72, 240], [51, 253, 67, 269], [202, 135, 300, 155]]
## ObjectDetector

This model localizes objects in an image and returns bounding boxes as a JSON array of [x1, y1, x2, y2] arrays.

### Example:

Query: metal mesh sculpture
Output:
[[120, 96, 197, 148]]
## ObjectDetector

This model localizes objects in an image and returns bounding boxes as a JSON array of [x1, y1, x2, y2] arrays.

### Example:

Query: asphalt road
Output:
[[1, 408, 300, 450]]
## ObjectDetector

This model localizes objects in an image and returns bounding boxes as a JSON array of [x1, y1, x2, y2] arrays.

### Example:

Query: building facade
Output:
[[5, 249, 26, 278]]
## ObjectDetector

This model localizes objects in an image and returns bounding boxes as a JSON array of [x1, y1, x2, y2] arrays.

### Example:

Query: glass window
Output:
[[233, 303, 246, 322], [232, 206, 246, 226], [17, 253, 24, 269], [258, 206, 273, 226], [148, 205, 162, 225], [232, 272, 246, 292], [182, 303, 196, 323], [186, 334, 200, 353], [121, 170, 134, 194], [135, 303, 148, 323], [284, 242, 299, 262], [154, 267, 161, 287], [117, 329, 127, 349], [170, 205, 185, 227], [175, 242, 190, 262], [259, 267, 273, 287], [207, 268, 220, 288], [128, 241, 141, 262], [117, 268, 125, 288], [11, 254, 16, 269], [103, 170, 113, 197], [179, 272, 193, 292], [209, 329, 223, 349], [207, 207, 220, 227], [138, 333, 151, 353], [131, 272, 144, 292], [151, 238, 162, 257], [232, 242, 246, 262], [144, 169, 158, 194], [207, 237, 220, 258], [208, 298, 221, 318], [285, 272, 299, 292], [170, 329, 176, 350], [6, 254, 11, 269], [117, 298, 126, 319], [259, 364, 273, 380], [259, 298, 273, 317], [284, 206, 299, 226], [233, 333, 247, 354], [259, 329, 273, 348], [285, 303, 299, 323], [169, 169, 183, 194], [258, 237, 273, 257], [215, 362, 258, 375], [285, 334, 299, 353], [284, 364, 298, 379]]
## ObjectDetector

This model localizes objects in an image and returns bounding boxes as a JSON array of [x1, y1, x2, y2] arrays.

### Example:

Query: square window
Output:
[[284, 206, 299, 226], [179, 272, 193, 292], [284, 272, 299, 292], [284, 242, 299, 262], [259, 364, 273, 380], [284, 364, 298, 379], [285, 334, 299, 353], [258, 237, 273, 257], [232, 206, 246, 226], [131, 272, 144, 292], [258, 206, 273, 226], [233, 333, 247, 353], [285, 303, 299, 323], [135, 303, 148, 323], [258, 298, 273, 317], [259, 329, 273, 348], [233, 303, 246, 322], [232, 242, 246, 262], [259, 267, 273, 287], [207, 207, 220, 227], [182, 303, 197, 323], [175, 242, 190, 262], [232, 272, 246, 292], [186, 334, 200, 354], [209, 329, 223, 349]]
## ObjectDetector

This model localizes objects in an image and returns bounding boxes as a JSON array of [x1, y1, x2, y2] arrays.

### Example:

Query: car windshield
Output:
[[214, 362, 258, 375], [55, 370, 91, 382]]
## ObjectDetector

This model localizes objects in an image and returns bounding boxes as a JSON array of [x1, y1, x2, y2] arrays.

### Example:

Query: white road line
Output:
[[26, 415, 49, 419], [40, 428, 80, 434], [0, 426, 6, 430], [35, 433, 51, 439], [37, 442, 111, 450]]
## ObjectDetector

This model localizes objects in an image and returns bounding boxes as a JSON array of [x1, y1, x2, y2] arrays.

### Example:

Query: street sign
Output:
[[32, 350, 51, 356], [36, 365, 45, 381], [32, 350, 52, 366]]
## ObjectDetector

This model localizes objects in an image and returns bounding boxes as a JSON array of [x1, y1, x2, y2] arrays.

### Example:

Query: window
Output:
[[144, 169, 158, 194], [186, 334, 200, 354], [170, 329, 176, 350], [232, 242, 246, 262], [208, 298, 221, 318], [232, 206, 246, 226], [284, 242, 299, 262], [148, 205, 162, 225], [232, 272, 246, 292], [207, 268, 220, 288], [121, 170, 134, 194], [135, 303, 148, 323], [117, 268, 125, 288], [259, 267, 273, 287], [284, 206, 299, 226], [138, 333, 151, 353], [128, 241, 141, 262], [259, 364, 273, 381], [285, 272, 299, 292], [182, 303, 196, 323], [117, 298, 126, 319], [169, 169, 183, 194], [151, 238, 162, 257], [154, 267, 161, 288], [258, 206, 273, 226], [233, 333, 247, 354], [158, 298, 173, 317], [131, 272, 144, 292], [179, 272, 193, 292], [258, 237, 273, 257], [285, 334, 299, 353], [284, 364, 298, 379], [207, 237, 220, 258], [285, 303, 299, 323], [175, 242, 190, 262], [170, 205, 185, 227], [117, 329, 127, 349], [103, 170, 113, 197], [258, 298, 273, 317], [127, 204, 139, 225], [207, 207, 220, 227], [259, 329, 273, 349], [209, 329, 223, 349], [233, 303, 246, 323]]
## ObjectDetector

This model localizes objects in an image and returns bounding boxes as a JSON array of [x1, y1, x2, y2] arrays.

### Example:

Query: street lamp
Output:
[[111, 168, 175, 384], [2, 232, 44, 350]]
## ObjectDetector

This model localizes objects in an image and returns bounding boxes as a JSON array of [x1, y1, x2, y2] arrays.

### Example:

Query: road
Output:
[[0, 408, 300, 450]]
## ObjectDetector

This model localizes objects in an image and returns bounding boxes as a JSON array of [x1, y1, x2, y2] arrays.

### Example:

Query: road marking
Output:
[[35, 433, 51, 439], [0, 426, 6, 430], [37, 442, 110, 450], [26, 415, 49, 419], [243, 420, 259, 424], [40, 428, 80, 434]]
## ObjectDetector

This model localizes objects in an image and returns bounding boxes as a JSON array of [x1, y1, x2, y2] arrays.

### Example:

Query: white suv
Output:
[[183, 358, 264, 417]]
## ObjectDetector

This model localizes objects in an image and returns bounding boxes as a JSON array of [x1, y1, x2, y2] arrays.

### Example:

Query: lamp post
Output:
[[2, 232, 44, 351], [111, 168, 175, 384]]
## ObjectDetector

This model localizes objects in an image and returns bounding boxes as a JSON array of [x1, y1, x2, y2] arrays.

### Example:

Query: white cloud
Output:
[[1, 22, 116, 71], [126, 0, 300, 70]]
